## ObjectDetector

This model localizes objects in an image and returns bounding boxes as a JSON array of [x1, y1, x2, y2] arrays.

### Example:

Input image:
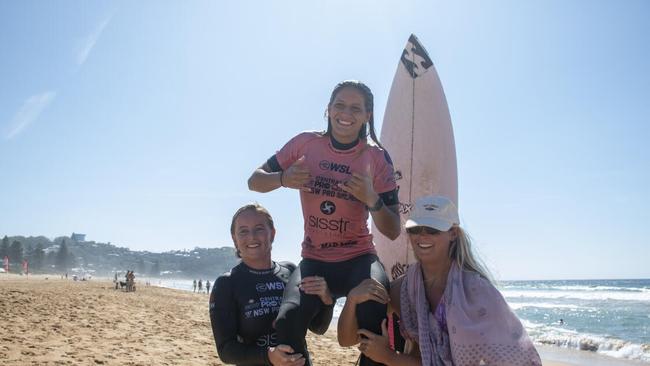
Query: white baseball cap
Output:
[[404, 195, 459, 231]]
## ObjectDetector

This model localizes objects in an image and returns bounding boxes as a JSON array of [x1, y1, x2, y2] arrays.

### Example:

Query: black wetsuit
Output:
[[275, 254, 389, 366], [209, 261, 333, 366]]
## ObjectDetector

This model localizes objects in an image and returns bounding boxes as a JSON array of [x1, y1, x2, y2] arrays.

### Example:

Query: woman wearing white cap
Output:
[[338, 195, 542, 366]]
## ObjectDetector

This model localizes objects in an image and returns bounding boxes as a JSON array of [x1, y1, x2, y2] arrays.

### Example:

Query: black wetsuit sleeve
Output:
[[308, 303, 334, 335], [379, 188, 399, 206], [210, 275, 270, 365], [266, 155, 282, 172]]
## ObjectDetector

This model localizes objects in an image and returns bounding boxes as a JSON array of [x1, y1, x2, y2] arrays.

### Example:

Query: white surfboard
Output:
[[373, 34, 458, 280]]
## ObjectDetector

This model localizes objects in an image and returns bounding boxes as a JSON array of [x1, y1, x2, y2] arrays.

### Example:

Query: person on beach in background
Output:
[[206, 280, 211, 294], [126, 270, 136, 292], [210, 203, 334, 366], [193, 279, 197, 292], [338, 195, 542, 366], [198, 279, 203, 293], [248, 80, 400, 366]]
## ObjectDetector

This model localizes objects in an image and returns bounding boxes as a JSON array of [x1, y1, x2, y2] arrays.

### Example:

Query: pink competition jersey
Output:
[[275, 132, 397, 262]]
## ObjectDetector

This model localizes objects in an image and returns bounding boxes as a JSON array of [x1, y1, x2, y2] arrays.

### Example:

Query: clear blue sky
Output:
[[1, 0, 648, 280]]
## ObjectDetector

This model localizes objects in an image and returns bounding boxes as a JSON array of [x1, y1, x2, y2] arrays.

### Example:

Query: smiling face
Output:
[[407, 226, 457, 266], [327, 86, 372, 144], [231, 208, 275, 268]]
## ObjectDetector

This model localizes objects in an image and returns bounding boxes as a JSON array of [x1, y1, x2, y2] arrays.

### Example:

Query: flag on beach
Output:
[[22, 259, 29, 275]]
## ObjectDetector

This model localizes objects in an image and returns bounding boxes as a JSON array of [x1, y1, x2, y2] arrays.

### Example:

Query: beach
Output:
[[0, 274, 640, 366]]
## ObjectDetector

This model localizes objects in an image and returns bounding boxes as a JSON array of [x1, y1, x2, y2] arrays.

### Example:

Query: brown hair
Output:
[[325, 80, 384, 149]]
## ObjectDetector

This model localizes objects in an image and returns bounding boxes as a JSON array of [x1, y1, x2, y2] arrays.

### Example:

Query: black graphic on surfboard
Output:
[[400, 34, 434, 79], [391, 262, 408, 280], [398, 202, 414, 215]]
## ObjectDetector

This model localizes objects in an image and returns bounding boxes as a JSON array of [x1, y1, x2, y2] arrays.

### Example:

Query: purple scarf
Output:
[[400, 262, 542, 366]]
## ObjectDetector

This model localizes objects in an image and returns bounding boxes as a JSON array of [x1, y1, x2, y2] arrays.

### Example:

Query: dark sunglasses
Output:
[[406, 226, 442, 235]]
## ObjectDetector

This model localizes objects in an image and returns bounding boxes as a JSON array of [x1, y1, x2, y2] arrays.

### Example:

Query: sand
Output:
[[0, 274, 358, 366], [1, 274, 576, 365]]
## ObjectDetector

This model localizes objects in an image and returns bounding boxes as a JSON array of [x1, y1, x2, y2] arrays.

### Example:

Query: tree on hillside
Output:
[[150, 260, 160, 277], [9, 240, 23, 264], [24, 244, 34, 269], [56, 240, 73, 271], [32, 243, 45, 271], [137, 258, 146, 275], [1, 236, 9, 259]]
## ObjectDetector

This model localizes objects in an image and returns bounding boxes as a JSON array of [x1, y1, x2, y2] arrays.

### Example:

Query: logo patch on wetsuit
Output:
[[255, 281, 285, 293], [256, 332, 278, 347], [320, 200, 336, 215]]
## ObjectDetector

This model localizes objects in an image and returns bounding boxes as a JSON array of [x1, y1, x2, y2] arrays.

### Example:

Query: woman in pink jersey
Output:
[[248, 80, 400, 366]]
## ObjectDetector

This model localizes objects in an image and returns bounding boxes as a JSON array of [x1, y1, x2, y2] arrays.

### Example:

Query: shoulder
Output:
[[215, 263, 244, 285], [365, 141, 394, 166], [213, 273, 234, 301], [278, 131, 326, 158], [288, 131, 326, 145], [215, 271, 232, 285], [461, 268, 493, 288], [458, 269, 505, 302]]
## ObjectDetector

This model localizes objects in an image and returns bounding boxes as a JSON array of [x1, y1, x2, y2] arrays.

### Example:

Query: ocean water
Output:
[[153, 277, 650, 363], [502, 279, 650, 363]]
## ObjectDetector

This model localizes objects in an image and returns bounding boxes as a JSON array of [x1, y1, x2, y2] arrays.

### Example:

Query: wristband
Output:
[[367, 197, 384, 212]]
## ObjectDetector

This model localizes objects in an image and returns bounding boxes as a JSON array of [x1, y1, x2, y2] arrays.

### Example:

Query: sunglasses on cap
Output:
[[406, 226, 442, 235]]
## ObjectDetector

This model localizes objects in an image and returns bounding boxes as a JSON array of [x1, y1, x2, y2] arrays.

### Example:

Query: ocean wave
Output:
[[501, 283, 650, 293], [522, 320, 650, 362], [524, 322, 650, 362], [547, 285, 650, 292], [507, 302, 596, 311], [502, 289, 650, 302]]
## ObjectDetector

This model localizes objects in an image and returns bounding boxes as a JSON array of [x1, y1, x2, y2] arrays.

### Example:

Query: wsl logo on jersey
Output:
[[255, 281, 285, 293], [319, 160, 352, 174], [320, 200, 336, 215]]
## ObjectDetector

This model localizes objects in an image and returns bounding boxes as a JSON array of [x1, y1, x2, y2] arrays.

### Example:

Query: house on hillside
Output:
[[71, 233, 86, 242]]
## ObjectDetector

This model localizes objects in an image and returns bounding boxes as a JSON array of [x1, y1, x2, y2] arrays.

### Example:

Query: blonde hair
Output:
[[230, 203, 275, 258], [450, 226, 494, 285]]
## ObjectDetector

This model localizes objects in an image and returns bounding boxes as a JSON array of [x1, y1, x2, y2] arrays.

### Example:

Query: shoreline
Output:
[[1, 274, 646, 365], [537, 345, 649, 366]]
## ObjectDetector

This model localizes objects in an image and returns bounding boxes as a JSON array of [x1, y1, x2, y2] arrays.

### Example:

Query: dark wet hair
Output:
[[325, 80, 384, 149], [230, 203, 275, 258]]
